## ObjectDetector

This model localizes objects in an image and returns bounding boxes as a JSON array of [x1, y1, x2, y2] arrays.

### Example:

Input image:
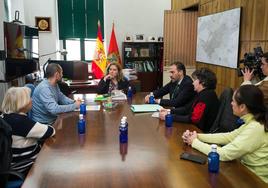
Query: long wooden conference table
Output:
[[22, 93, 267, 188]]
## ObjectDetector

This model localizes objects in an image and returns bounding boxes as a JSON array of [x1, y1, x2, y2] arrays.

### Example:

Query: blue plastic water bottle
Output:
[[127, 86, 133, 99], [80, 100, 86, 115], [165, 110, 173, 127], [119, 118, 128, 143], [149, 92, 155, 104], [208, 144, 220, 173], [122, 116, 128, 134], [77, 114, 86, 134]]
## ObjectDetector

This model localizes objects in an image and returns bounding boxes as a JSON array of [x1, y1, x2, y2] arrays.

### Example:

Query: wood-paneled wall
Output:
[[163, 11, 198, 68], [172, 0, 199, 10], [171, 0, 268, 95]]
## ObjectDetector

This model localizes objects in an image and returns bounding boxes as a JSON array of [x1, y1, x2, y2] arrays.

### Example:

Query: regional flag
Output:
[[92, 20, 107, 79], [107, 23, 121, 65]]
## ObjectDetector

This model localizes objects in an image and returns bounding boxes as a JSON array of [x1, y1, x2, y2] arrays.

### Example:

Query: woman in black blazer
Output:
[[159, 68, 220, 132], [97, 62, 129, 94]]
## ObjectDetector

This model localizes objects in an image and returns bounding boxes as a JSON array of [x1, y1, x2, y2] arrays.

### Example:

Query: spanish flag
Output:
[[107, 23, 121, 65], [92, 21, 107, 79], [14, 27, 25, 59]]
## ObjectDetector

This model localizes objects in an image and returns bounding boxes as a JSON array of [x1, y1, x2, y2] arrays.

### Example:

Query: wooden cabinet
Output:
[[122, 42, 163, 92]]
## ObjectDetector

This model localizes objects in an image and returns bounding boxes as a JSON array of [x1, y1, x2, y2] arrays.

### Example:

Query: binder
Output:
[[131, 104, 162, 113]]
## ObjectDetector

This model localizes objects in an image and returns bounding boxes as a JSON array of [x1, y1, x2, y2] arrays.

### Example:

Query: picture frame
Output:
[[140, 48, 150, 57], [148, 36, 157, 42], [125, 36, 133, 42], [133, 34, 145, 42], [35, 17, 51, 32]]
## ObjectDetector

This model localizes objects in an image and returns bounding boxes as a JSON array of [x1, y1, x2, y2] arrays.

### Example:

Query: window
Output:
[[32, 38, 39, 58], [85, 40, 96, 60], [58, 0, 104, 61], [63, 39, 105, 61], [66, 40, 81, 60]]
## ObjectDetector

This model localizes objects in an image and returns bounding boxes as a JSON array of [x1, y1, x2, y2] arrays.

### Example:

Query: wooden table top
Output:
[[22, 93, 267, 188]]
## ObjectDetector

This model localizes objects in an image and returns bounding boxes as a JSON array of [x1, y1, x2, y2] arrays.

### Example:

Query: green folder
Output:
[[131, 104, 162, 113], [94, 95, 108, 101]]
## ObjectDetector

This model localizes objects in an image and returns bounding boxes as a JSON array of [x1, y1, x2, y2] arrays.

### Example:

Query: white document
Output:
[[151, 112, 159, 118], [111, 90, 127, 101], [75, 105, 100, 111]]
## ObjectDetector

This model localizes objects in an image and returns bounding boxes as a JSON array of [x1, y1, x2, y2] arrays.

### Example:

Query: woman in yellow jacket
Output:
[[182, 85, 268, 183]]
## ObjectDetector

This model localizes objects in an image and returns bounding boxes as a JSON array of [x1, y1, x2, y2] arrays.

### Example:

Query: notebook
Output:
[[131, 104, 162, 113]]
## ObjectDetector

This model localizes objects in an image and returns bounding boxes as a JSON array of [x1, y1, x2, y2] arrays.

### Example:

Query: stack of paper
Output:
[[151, 112, 160, 118], [131, 104, 162, 113], [111, 90, 127, 101]]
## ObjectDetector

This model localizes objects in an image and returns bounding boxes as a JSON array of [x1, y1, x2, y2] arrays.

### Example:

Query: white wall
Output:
[[10, 0, 25, 23], [0, 0, 24, 50], [9, 0, 170, 64], [0, 0, 6, 50], [104, 0, 171, 55], [23, 0, 59, 65]]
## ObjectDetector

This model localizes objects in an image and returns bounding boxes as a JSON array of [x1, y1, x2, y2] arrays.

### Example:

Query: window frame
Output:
[[62, 39, 101, 62]]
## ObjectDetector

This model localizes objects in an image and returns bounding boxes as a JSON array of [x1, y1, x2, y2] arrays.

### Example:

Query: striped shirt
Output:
[[3, 113, 55, 175]]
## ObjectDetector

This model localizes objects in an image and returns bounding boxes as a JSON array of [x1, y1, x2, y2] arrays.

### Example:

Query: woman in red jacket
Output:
[[160, 68, 220, 132]]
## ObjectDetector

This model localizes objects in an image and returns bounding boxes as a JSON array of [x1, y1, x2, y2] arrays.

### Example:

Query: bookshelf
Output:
[[122, 42, 163, 92]]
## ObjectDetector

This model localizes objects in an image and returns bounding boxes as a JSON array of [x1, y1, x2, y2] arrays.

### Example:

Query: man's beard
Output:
[[170, 77, 176, 82], [57, 78, 63, 83]]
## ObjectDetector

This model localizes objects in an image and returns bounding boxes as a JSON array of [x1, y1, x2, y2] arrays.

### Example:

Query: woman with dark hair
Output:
[[97, 62, 129, 94], [182, 85, 268, 183], [159, 68, 220, 132]]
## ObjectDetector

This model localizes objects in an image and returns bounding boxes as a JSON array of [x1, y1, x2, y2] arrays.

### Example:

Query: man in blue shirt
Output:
[[32, 63, 81, 124]]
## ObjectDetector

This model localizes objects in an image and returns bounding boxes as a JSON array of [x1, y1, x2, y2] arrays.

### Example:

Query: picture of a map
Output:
[[196, 8, 241, 68]]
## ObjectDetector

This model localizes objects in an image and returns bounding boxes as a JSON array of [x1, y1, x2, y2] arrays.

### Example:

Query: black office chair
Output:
[[0, 118, 24, 188], [209, 88, 239, 133]]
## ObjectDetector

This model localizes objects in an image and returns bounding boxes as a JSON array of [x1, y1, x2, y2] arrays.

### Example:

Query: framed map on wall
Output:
[[196, 8, 241, 68]]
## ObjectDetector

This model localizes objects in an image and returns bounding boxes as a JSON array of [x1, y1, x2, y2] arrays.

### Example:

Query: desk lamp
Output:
[[39, 49, 68, 57]]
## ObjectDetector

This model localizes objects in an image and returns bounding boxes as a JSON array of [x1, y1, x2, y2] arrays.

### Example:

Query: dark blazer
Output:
[[153, 75, 195, 107], [97, 78, 129, 94], [171, 89, 220, 133]]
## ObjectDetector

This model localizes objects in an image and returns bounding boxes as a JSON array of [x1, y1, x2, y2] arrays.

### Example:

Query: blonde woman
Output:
[[97, 62, 129, 94], [1, 87, 55, 175]]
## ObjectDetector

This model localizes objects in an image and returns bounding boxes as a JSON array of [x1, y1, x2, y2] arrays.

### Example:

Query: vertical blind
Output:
[[58, 0, 104, 40]]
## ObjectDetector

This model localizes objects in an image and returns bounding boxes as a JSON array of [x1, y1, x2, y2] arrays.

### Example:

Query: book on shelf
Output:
[[145, 61, 154, 72], [142, 62, 147, 72], [123, 69, 137, 80], [131, 48, 139, 57]]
